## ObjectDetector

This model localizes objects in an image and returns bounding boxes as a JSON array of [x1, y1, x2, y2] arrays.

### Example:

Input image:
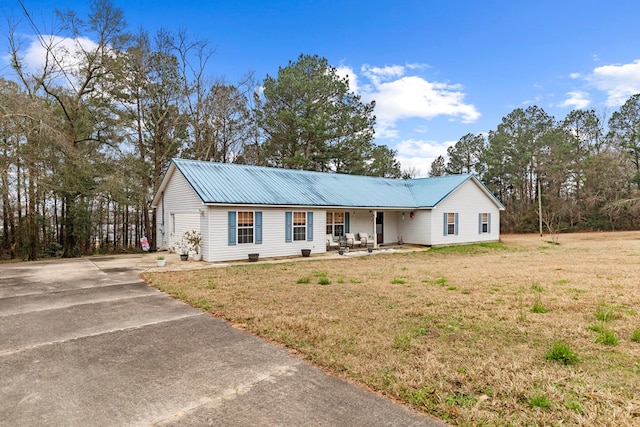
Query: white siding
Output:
[[396, 210, 431, 245], [347, 210, 376, 242], [207, 207, 327, 262], [200, 208, 210, 261], [157, 169, 501, 259], [381, 212, 399, 245], [429, 180, 501, 246], [156, 170, 203, 251]]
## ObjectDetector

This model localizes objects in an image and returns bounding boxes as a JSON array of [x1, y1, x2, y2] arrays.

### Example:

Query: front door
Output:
[[376, 212, 384, 244]]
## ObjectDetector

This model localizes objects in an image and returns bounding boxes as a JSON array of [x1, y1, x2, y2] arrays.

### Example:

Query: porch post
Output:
[[372, 210, 377, 249]]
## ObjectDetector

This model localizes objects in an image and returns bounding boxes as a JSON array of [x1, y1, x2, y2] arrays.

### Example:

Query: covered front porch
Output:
[[325, 208, 418, 251]]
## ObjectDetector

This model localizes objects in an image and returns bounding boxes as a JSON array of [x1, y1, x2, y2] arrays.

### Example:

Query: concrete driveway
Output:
[[0, 255, 445, 426]]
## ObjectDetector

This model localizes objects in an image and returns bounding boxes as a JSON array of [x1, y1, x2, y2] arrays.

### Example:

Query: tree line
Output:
[[2, 0, 639, 261], [0, 0, 401, 260], [429, 99, 640, 233]]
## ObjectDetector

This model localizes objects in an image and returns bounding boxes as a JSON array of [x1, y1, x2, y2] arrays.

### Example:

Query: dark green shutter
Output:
[[345, 212, 350, 233]]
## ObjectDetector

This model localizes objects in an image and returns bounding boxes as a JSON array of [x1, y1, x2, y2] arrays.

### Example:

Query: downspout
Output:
[[161, 191, 165, 245]]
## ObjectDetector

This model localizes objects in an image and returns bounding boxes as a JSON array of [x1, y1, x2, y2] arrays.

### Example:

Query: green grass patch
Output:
[[595, 302, 618, 322], [587, 324, 605, 333], [392, 333, 412, 350], [631, 329, 640, 342], [531, 298, 549, 313], [434, 277, 447, 286], [445, 393, 477, 408], [296, 277, 310, 284], [428, 242, 506, 255], [545, 342, 578, 365], [206, 280, 217, 290], [193, 298, 211, 311], [391, 277, 406, 284], [529, 393, 551, 409], [318, 277, 331, 285], [595, 328, 619, 346], [564, 399, 584, 413], [531, 282, 545, 292]]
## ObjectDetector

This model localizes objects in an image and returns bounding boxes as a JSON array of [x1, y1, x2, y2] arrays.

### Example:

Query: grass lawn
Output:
[[142, 231, 640, 426]]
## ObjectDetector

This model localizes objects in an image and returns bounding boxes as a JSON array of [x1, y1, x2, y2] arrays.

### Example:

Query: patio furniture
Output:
[[344, 233, 356, 248], [326, 234, 340, 250], [358, 232, 373, 248]]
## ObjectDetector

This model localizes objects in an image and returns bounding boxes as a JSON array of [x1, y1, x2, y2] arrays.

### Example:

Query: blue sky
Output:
[[3, 0, 640, 175]]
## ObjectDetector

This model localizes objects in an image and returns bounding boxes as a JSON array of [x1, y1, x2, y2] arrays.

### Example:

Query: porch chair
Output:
[[344, 233, 356, 248], [326, 234, 340, 250], [358, 232, 373, 248]]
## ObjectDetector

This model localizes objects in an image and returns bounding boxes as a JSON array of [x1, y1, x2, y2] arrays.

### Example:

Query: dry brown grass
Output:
[[142, 231, 640, 426]]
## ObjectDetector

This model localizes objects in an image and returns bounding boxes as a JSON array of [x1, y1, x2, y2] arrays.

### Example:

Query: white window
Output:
[[326, 212, 345, 237], [238, 211, 254, 244], [293, 211, 306, 241], [481, 213, 489, 233], [447, 212, 456, 235]]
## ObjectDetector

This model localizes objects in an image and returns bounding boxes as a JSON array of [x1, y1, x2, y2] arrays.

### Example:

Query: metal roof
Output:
[[157, 158, 503, 209]]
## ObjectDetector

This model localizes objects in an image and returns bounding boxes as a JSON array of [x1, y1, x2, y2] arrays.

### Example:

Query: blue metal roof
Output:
[[164, 158, 503, 209], [407, 174, 475, 207]]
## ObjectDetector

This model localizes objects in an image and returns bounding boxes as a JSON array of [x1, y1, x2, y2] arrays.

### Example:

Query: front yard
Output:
[[142, 232, 640, 426]]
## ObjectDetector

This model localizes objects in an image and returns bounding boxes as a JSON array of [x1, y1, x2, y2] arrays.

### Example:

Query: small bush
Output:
[[545, 342, 578, 365], [631, 329, 640, 342], [318, 277, 331, 285], [529, 393, 551, 409], [296, 277, 310, 284]]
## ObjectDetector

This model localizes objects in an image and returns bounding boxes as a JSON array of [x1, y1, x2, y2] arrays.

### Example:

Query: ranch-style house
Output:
[[151, 158, 505, 262]]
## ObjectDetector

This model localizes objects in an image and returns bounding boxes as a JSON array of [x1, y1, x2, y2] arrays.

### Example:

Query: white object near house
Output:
[[151, 159, 505, 263]]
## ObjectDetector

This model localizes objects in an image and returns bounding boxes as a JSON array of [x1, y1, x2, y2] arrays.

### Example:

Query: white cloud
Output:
[[361, 64, 405, 86], [569, 73, 581, 79], [586, 59, 640, 106], [405, 62, 431, 71], [559, 91, 591, 109], [21, 34, 99, 74], [395, 138, 454, 177], [337, 62, 479, 142], [335, 65, 359, 93], [363, 75, 480, 135]]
